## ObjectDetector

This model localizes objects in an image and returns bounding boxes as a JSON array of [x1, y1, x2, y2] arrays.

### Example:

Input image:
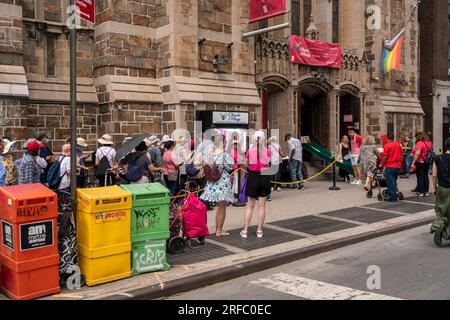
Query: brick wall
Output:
[[0, 2, 23, 66], [198, 0, 232, 34]]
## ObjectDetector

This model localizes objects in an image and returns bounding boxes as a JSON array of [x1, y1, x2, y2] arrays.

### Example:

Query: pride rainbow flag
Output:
[[381, 29, 405, 75]]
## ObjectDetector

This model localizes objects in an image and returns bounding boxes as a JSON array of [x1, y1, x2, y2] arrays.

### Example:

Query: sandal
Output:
[[216, 231, 230, 237]]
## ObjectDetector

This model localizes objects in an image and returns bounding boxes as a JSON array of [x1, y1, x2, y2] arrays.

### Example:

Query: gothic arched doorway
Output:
[[298, 77, 333, 151], [339, 83, 361, 140]]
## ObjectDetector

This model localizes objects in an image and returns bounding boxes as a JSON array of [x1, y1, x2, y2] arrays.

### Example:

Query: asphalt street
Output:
[[167, 224, 450, 300]]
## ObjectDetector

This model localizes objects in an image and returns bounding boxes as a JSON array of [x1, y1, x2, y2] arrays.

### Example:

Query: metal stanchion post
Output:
[[329, 159, 340, 191]]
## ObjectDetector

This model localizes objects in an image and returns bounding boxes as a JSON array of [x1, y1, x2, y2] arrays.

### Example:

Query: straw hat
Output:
[[98, 134, 114, 145], [61, 144, 71, 156], [76, 137, 88, 148]]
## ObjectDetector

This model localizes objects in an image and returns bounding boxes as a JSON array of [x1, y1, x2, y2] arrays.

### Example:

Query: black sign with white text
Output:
[[2, 221, 14, 251], [19, 220, 54, 251]]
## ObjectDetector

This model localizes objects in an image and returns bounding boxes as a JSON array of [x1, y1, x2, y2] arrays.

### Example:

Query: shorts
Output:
[[245, 170, 272, 199], [350, 155, 360, 166]]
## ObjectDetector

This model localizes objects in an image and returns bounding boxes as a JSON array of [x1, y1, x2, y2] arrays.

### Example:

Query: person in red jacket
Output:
[[379, 138, 404, 202]]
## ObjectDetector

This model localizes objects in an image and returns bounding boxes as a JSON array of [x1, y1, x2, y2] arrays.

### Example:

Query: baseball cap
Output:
[[26, 141, 44, 152]]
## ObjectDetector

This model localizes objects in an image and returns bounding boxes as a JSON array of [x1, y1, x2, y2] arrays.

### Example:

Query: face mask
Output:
[[44, 138, 50, 145]]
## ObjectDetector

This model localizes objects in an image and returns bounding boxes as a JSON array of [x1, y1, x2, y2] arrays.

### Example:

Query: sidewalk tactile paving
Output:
[[364, 201, 433, 213], [404, 196, 436, 205], [269, 215, 358, 236], [167, 242, 235, 266], [211, 226, 304, 251], [320, 207, 401, 224]]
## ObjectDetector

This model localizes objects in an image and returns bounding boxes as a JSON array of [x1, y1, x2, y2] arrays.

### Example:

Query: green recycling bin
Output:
[[120, 183, 171, 242], [132, 239, 170, 274]]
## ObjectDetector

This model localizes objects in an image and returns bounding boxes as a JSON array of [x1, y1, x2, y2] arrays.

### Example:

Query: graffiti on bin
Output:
[[134, 207, 161, 232], [17, 205, 48, 217], [134, 245, 166, 270]]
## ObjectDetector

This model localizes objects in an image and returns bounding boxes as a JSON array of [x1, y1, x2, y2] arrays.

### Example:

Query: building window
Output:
[[46, 34, 56, 77], [332, 0, 339, 43], [291, 0, 300, 35], [303, 0, 312, 35]]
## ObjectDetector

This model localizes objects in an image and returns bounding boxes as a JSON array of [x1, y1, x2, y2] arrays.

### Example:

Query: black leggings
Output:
[[415, 162, 430, 193]]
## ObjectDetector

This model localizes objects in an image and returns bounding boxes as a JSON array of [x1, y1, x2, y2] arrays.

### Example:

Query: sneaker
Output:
[[355, 180, 362, 186], [267, 195, 272, 201], [350, 180, 357, 185], [424, 193, 431, 197], [415, 192, 424, 197], [256, 230, 263, 238], [298, 185, 305, 190], [240, 230, 248, 238]]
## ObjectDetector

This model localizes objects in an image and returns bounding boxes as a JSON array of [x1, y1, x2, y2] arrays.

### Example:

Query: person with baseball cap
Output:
[[36, 131, 56, 184], [0, 140, 7, 186], [14, 140, 44, 185]]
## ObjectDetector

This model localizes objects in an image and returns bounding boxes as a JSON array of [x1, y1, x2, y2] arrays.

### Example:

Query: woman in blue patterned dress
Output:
[[200, 134, 235, 237]]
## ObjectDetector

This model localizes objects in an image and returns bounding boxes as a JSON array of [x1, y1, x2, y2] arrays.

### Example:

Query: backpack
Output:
[[95, 148, 112, 178], [204, 154, 223, 182], [125, 153, 145, 183], [424, 143, 435, 166], [186, 153, 200, 177], [47, 156, 67, 190]]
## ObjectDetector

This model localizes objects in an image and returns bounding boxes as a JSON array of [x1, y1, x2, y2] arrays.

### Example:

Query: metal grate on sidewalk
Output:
[[364, 201, 433, 213], [320, 207, 401, 224]]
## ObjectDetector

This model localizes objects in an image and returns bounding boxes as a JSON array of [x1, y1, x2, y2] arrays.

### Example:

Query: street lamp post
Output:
[[69, 0, 77, 213]]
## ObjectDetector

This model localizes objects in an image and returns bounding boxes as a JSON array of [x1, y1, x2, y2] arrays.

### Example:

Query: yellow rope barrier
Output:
[[168, 161, 336, 199]]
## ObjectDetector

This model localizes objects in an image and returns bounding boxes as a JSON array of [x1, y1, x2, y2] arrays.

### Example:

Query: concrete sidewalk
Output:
[[0, 177, 436, 300]]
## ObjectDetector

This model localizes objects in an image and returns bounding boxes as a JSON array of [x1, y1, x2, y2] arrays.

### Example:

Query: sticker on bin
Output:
[[94, 210, 127, 224], [19, 220, 54, 251], [2, 221, 14, 251]]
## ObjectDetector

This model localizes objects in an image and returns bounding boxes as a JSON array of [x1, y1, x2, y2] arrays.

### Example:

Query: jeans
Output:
[[164, 175, 177, 196], [384, 167, 400, 202], [289, 159, 304, 188], [415, 162, 430, 194]]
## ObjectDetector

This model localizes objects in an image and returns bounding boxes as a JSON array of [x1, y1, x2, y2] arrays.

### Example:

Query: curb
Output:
[[103, 215, 434, 300]]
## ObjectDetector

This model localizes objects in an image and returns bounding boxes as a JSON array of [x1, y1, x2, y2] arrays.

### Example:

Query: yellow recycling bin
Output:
[[77, 186, 132, 286]]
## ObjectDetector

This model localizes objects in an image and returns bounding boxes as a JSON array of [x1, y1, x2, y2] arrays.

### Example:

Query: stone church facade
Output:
[[0, 0, 424, 154]]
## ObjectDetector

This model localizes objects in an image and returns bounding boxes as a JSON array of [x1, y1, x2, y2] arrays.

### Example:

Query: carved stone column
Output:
[[329, 87, 340, 151]]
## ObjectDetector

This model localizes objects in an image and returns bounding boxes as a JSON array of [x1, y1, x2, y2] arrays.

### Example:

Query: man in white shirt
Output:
[[285, 133, 304, 190]]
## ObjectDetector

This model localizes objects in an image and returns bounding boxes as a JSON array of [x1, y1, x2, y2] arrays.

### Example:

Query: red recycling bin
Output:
[[0, 183, 60, 300]]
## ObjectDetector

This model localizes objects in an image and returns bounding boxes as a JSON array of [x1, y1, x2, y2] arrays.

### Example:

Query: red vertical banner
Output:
[[261, 88, 268, 130], [249, 0, 286, 23], [76, 0, 95, 24]]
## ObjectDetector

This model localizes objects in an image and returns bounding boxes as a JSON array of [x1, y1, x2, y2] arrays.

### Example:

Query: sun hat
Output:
[[98, 134, 114, 145], [161, 135, 173, 143], [76, 137, 88, 148], [254, 130, 266, 141], [26, 141, 44, 152], [61, 144, 71, 156], [148, 135, 160, 145]]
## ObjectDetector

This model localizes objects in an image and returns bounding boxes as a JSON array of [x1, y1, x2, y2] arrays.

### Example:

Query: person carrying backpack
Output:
[[95, 134, 117, 186], [430, 138, 450, 246], [123, 141, 163, 184]]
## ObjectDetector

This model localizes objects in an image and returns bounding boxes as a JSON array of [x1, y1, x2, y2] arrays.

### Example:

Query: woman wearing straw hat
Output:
[[95, 134, 117, 186]]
